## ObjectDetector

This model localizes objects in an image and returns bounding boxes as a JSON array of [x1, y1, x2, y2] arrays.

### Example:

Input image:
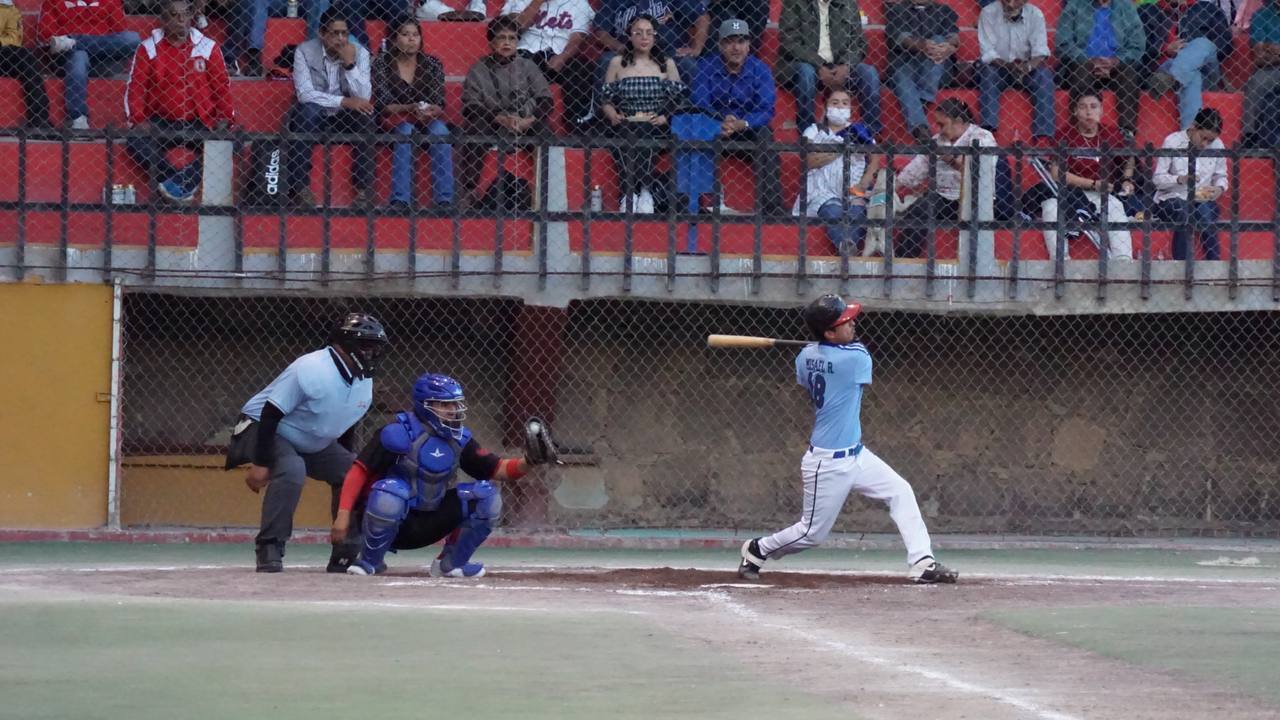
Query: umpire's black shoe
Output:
[[909, 556, 959, 584], [737, 538, 765, 581], [255, 543, 283, 573]]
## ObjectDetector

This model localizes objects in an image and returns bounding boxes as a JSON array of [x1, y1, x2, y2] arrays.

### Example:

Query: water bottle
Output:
[[590, 185, 602, 213], [287, 0, 299, 18]]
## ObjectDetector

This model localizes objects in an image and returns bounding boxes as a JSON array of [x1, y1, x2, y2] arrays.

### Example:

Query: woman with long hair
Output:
[[598, 14, 686, 213], [372, 16, 454, 209]]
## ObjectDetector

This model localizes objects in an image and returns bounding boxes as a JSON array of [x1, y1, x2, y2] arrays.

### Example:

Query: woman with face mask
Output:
[[792, 90, 883, 254]]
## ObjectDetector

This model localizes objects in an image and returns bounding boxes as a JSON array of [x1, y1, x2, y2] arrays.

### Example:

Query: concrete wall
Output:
[[114, 294, 1280, 536], [0, 282, 112, 528]]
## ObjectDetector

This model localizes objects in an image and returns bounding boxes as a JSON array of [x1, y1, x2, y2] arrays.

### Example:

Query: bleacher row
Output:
[[1, 0, 1276, 261]]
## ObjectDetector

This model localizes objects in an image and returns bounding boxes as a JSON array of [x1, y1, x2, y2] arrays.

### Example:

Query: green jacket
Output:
[[779, 0, 867, 68], [1055, 0, 1146, 64]]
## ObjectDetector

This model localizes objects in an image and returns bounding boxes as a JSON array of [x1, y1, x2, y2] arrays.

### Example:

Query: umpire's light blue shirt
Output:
[[795, 341, 873, 449], [241, 347, 372, 453]]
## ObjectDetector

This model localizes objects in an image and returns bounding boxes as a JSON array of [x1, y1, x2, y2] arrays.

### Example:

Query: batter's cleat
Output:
[[738, 538, 765, 580], [909, 556, 959, 584], [255, 543, 283, 573], [429, 557, 486, 578]]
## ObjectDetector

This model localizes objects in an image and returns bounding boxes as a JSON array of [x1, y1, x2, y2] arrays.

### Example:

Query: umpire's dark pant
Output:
[[226, 421, 355, 551]]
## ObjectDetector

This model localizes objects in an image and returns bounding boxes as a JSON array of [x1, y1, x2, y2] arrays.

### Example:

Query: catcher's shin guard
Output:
[[433, 482, 500, 576], [357, 479, 412, 572]]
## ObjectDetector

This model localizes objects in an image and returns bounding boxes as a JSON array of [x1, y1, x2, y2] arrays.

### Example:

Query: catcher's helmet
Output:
[[331, 313, 389, 379], [412, 373, 467, 441], [802, 294, 862, 340]]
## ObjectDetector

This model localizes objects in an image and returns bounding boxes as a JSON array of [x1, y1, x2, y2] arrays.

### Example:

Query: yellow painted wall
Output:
[[121, 456, 333, 528], [0, 282, 112, 528]]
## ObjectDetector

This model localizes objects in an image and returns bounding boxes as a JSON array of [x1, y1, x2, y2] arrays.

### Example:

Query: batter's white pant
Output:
[[756, 446, 934, 566]]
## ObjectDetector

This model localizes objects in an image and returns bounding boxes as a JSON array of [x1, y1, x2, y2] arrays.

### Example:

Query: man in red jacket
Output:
[[124, 0, 233, 203], [39, 0, 140, 129]]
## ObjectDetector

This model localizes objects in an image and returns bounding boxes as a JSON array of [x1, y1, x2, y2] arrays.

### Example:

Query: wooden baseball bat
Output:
[[707, 334, 811, 348]]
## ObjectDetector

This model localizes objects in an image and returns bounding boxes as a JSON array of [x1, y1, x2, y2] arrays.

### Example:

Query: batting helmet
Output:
[[802, 294, 862, 340], [332, 313, 389, 379], [413, 373, 468, 441]]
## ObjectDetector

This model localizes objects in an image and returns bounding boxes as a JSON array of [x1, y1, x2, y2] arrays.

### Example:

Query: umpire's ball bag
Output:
[[245, 140, 291, 207]]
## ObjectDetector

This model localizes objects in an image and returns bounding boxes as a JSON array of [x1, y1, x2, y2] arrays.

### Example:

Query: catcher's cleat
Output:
[[738, 538, 765, 580], [345, 558, 387, 576], [909, 556, 959, 584], [429, 557, 486, 578]]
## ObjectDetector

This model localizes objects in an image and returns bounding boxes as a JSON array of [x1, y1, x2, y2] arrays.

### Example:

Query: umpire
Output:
[[225, 313, 389, 573]]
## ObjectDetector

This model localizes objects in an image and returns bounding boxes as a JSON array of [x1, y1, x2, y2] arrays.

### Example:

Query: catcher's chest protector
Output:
[[392, 413, 465, 511]]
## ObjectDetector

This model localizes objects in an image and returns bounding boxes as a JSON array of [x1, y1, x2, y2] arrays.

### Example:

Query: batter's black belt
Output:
[[807, 443, 863, 459]]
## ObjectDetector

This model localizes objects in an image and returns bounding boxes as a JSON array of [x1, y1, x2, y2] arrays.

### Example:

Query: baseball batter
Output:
[[738, 295, 959, 584]]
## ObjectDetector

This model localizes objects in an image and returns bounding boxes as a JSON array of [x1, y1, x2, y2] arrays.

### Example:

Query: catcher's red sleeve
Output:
[[337, 460, 374, 512]]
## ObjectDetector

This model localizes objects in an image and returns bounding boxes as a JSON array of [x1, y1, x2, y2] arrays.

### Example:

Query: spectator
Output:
[[38, 0, 141, 130], [0, 0, 52, 129], [1055, 0, 1145, 137], [1240, 0, 1280, 147], [224, 0, 300, 77], [977, 0, 1055, 141], [502, 0, 596, 124], [593, 0, 710, 82], [708, 0, 767, 50], [793, 89, 882, 253], [1147, 0, 1232, 129], [416, 0, 488, 21], [692, 18, 784, 214], [460, 16, 553, 204], [778, 0, 882, 138], [599, 14, 685, 212], [886, 0, 959, 145], [373, 16, 454, 209], [894, 98, 995, 258], [337, 0, 415, 48], [124, 0, 233, 203], [1136, 0, 1170, 75], [287, 8, 376, 208], [1151, 107, 1227, 259], [1039, 91, 1136, 260]]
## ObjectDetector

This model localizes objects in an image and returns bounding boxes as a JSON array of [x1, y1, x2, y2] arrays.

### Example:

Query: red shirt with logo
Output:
[[125, 28, 234, 128], [38, 0, 126, 43], [1055, 124, 1130, 183]]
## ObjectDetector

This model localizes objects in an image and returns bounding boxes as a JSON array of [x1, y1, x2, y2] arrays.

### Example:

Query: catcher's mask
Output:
[[331, 312, 389, 379], [802, 294, 862, 340], [413, 373, 468, 441]]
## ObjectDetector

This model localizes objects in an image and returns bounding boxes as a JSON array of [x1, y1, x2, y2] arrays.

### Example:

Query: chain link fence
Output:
[[118, 292, 1280, 536]]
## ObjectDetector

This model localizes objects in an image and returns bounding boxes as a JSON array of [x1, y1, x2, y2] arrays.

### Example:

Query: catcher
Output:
[[331, 372, 557, 577]]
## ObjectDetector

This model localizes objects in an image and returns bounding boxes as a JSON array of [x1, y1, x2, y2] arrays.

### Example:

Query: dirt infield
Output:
[[4, 557, 1277, 720]]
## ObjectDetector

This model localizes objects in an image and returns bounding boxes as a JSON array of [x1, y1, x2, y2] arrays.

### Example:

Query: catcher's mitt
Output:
[[523, 416, 559, 465]]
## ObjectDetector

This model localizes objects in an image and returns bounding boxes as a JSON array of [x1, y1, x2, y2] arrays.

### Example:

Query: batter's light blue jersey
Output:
[[241, 348, 373, 453], [795, 341, 873, 449]]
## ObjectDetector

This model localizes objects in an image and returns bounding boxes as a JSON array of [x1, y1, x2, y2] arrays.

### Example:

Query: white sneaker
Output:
[[635, 188, 655, 214], [465, 0, 487, 15], [49, 35, 77, 54], [346, 564, 370, 575], [69, 115, 89, 131], [416, 0, 454, 19]]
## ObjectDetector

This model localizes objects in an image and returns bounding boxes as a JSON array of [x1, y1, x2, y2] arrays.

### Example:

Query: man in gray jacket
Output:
[[285, 7, 376, 209]]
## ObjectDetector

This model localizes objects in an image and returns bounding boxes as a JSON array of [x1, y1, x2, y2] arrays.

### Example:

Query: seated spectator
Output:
[[793, 89, 882, 253], [599, 14, 685, 212], [502, 0, 596, 124], [417, 0, 488, 21], [977, 0, 1055, 142], [125, 0, 233, 203], [460, 16, 553, 205], [779, 0, 882, 138], [894, 98, 995, 258], [708, 0, 768, 50], [1147, 0, 1232, 129], [692, 19, 783, 215], [1038, 91, 1136, 260], [373, 16, 454, 209], [287, 8, 376, 208], [886, 0, 959, 145], [0, 0, 52, 129], [593, 0, 710, 83], [1136, 0, 1170, 75], [38, 0, 141, 130], [1055, 0, 1145, 138], [1240, 0, 1280, 147], [1151, 107, 1226, 259]]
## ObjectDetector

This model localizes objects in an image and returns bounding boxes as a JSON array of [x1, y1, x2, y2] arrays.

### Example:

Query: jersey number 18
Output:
[[806, 371, 827, 409]]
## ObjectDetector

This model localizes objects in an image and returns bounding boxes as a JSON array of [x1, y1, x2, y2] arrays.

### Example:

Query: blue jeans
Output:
[[1154, 197, 1220, 260], [787, 62, 882, 136], [391, 119, 455, 205], [63, 32, 140, 120], [817, 198, 867, 251], [977, 62, 1055, 138], [890, 55, 948, 134], [126, 118, 206, 193], [226, 0, 287, 63], [1160, 37, 1219, 129]]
